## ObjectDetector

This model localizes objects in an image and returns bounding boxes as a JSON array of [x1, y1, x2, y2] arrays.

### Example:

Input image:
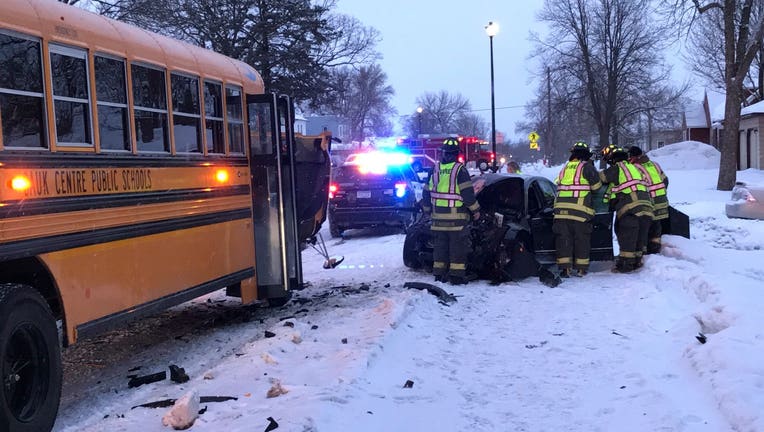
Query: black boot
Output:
[[559, 268, 572, 278], [449, 275, 468, 285], [434, 274, 447, 283]]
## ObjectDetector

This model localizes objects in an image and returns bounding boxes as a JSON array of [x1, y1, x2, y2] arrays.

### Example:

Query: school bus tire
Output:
[[0, 283, 62, 432]]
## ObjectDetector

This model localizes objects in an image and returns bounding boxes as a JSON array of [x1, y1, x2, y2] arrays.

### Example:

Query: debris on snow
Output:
[[291, 333, 302, 344], [264, 416, 279, 431], [203, 372, 214, 380], [261, 352, 278, 364], [266, 380, 289, 398], [161, 390, 200, 430], [169, 365, 190, 384], [133, 396, 238, 410], [264, 330, 277, 338], [403, 380, 414, 389], [403, 282, 457, 304], [128, 371, 167, 388], [696, 332, 708, 344], [341, 338, 348, 344]]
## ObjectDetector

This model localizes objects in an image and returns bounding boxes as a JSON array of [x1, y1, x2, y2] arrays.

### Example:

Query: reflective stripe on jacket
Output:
[[553, 160, 602, 222], [599, 162, 653, 219], [634, 160, 669, 220], [425, 162, 479, 231], [429, 162, 464, 208]]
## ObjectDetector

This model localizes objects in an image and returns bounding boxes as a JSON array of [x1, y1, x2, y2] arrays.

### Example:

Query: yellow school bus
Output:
[[0, 1, 333, 430]]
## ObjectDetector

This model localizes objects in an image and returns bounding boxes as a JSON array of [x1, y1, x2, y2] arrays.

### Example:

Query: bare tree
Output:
[[667, 0, 764, 190], [319, 64, 395, 143], [410, 91, 472, 135], [58, 0, 81, 4], [89, 0, 380, 106], [533, 0, 678, 157], [453, 113, 488, 138]]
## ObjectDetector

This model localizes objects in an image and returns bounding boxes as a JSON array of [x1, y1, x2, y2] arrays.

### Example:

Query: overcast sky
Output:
[[335, 0, 542, 141], [335, 0, 699, 142]]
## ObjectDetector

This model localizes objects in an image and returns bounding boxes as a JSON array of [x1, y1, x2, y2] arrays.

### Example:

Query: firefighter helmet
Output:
[[570, 141, 592, 160], [601, 144, 618, 161], [441, 137, 460, 154]]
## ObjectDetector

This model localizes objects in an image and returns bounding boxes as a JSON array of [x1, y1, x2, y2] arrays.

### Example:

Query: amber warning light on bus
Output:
[[10, 175, 32, 192], [215, 169, 229, 183]]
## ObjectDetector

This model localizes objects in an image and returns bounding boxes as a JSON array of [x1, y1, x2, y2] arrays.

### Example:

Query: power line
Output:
[[470, 105, 526, 112]]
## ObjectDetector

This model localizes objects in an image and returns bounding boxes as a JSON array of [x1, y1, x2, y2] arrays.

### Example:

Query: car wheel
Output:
[[0, 284, 62, 432], [403, 231, 423, 269], [329, 221, 343, 238], [478, 159, 490, 172], [402, 211, 418, 234]]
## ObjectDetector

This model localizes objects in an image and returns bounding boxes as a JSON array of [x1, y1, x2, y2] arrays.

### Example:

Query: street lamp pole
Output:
[[485, 21, 499, 171], [416, 106, 423, 138]]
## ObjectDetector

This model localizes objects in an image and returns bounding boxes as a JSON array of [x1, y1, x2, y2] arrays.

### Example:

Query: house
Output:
[[739, 101, 764, 169], [305, 115, 350, 144], [682, 89, 725, 148], [294, 111, 307, 135]]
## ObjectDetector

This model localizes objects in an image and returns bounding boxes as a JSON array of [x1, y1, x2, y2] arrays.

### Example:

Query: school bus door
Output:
[[246, 93, 302, 302]]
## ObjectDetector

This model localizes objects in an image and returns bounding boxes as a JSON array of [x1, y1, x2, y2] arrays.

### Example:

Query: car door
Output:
[[528, 178, 556, 265], [589, 188, 614, 261]]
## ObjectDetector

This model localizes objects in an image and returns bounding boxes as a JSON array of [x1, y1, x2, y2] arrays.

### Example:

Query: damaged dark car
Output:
[[402, 173, 615, 286]]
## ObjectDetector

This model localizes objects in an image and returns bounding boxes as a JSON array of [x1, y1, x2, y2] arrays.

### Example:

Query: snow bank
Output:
[[648, 141, 720, 170]]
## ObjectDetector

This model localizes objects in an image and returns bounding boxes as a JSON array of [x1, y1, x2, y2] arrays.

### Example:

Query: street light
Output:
[[485, 21, 499, 171], [416, 106, 423, 138]]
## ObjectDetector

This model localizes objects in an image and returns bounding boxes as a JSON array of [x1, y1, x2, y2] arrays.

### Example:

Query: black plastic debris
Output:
[[283, 321, 295, 328], [128, 371, 166, 388], [403, 282, 457, 304], [133, 396, 238, 410], [264, 416, 279, 431], [264, 331, 276, 338], [403, 380, 414, 389], [311, 325, 319, 330], [696, 332, 707, 344], [198, 406, 208, 415], [169, 365, 189, 384], [341, 338, 348, 344]]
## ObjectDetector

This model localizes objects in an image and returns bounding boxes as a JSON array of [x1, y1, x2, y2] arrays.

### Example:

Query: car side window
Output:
[[527, 181, 542, 215], [537, 179, 557, 208]]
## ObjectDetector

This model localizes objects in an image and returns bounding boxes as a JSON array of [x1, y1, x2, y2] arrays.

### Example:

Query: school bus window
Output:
[[94, 55, 130, 151], [204, 80, 224, 154], [132, 63, 169, 152], [50, 44, 92, 146], [226, 84, 244, 154], [0, 31, 47, 148], [171, 73, 202, 153]]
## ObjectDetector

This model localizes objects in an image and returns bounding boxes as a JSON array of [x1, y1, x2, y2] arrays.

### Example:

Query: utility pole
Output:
[[547, 66, 552, 161]]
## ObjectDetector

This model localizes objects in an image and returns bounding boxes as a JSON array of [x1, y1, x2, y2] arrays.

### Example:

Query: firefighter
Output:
[[553, 141, 602, 277], [421, 138, 481, 285], [507, 160, 522, 174], [599, 146, 653, 273], [628, 146, 669, 254]]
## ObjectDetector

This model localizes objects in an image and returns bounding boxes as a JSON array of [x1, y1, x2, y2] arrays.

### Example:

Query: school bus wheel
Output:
[[0, 284, 62, 432]]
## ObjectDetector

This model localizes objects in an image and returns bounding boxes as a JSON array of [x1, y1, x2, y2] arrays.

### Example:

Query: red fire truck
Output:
[[395, 134, 495, 171]]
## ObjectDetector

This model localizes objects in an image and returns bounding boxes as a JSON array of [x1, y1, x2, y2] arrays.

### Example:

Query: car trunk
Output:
[[332, 165, 405, 208]]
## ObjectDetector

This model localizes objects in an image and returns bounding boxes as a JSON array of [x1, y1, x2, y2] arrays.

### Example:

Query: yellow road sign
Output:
[[528, 131, 539, 142], [530, 141, 539, 150]]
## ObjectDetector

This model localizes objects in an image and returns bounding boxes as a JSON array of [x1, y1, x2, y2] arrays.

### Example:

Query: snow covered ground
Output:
[[53, 142, 764, 432]]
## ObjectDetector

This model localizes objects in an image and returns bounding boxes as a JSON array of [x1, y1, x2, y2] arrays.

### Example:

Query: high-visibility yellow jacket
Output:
[[631, 155, 669, 220], [423, 162, 480, 231], [553, 160, 602, 222], [599, 161, 653, 219]]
